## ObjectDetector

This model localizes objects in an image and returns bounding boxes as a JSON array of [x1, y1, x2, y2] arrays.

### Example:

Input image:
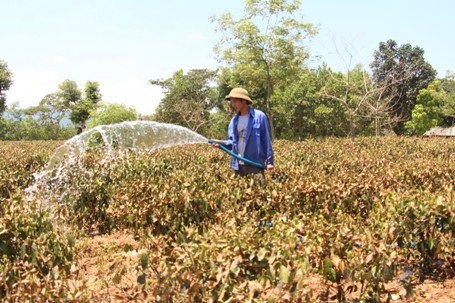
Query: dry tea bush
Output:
[[0, 137, 454, 302]]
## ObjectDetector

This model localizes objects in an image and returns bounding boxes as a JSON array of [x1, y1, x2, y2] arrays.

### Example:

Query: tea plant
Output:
[[0, 137, 454, 302]]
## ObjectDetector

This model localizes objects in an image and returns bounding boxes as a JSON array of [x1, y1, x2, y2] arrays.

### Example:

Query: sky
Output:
[[2, 0, 454, 115]]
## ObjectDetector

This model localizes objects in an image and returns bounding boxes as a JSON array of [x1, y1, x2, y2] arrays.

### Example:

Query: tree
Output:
[[23, 94, 74, 140], [322, 60, 377, 139], [0, 60, 14, 115], [56, 79, 101, 131], [0, 117, 7, 139], [270, 66, 348, 139], [150, 69, 218, 135], [211, 0, 317, 139], [57, 79, 82, 107], [70, 81, 102, 130], [0, 102, 25, 140], [404, 80, 446, 135], [362, 76, 404, 136], [28, 94, 66, 124], [370, 40, 436, 134], [88, 103, 138, 128], [0, 99, 76, 140], [440, 72, 455, 125]]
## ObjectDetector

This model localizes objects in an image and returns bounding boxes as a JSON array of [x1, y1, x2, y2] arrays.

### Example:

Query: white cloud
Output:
[[99, 78, 163, 116], [5, 68, 59, 108]]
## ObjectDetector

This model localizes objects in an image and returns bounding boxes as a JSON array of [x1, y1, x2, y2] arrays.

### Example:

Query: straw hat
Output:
[[225, 87, 253, 105]]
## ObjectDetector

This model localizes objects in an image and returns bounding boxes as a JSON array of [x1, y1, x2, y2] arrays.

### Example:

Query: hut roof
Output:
[[423, 126, 455, 137]]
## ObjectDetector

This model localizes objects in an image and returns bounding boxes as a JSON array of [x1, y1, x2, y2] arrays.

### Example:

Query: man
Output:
[[211, 87, 274, 181]]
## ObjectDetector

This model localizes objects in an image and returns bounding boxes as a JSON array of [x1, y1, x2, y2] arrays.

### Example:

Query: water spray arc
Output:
[[26, 121, 267, 208]]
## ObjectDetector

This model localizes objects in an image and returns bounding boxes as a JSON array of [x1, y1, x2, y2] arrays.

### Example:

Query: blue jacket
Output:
[[222, 107, 274, 170]]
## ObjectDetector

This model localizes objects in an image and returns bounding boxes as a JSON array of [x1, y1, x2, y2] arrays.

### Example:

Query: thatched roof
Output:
[[423, 126, 455, 137]]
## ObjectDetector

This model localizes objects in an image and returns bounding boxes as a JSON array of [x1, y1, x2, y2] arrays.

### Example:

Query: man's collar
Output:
[[236, 106, 254, 117]]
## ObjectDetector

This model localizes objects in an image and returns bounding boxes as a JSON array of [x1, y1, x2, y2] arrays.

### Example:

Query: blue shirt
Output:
[[221, 107, 274, 170]]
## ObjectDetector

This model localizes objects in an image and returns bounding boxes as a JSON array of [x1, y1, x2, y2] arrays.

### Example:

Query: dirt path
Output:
[[414, 279, 455, 302]]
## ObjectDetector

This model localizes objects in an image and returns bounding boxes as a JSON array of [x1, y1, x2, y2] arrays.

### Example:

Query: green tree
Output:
[[24, 94, 75, 140], [150, 69, 218, 135], [211, 0, 317, 139], [69, 81, 102, 130], [0, 102, 24, 140], [0, 102, 40, 140], [57, 79, 82, 107], [440, 72, 455, 125], [88, 103, 138, 128], [307, 66, 351, 137], [0, 99, 76, 140], [0, 60, 14, 115], [56, 79, 101, 132], [271, 66, 348, 139], [26, 94, 65, 124], [370, 39, 436, 134], [404, 80, 446, 135], [0, 117, 7, 139]]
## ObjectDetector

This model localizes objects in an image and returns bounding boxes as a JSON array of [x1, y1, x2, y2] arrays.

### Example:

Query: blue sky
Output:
[[2, 0, 454, 115]]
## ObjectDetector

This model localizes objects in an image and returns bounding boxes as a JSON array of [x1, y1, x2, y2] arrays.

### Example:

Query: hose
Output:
[[208, 139, 267, 169]]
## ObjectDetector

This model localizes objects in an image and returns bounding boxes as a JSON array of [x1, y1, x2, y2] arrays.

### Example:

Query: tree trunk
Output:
[[375, 115, 380, 137], [265, 63, 275, 140], [349, 111, 355, 140]]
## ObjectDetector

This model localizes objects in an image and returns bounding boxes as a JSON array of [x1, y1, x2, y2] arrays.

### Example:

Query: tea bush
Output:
[[0, 141, 87, 301], [0, 137, 454, 302], [0, 141, 61, 200], [0, 195, 83, 301]]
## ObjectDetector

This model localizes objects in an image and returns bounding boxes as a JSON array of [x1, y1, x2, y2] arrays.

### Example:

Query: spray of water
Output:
[[27, 121, 208, 208]]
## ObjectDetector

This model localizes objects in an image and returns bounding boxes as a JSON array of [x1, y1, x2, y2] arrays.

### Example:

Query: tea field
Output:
[[1, 137, 454, 302]]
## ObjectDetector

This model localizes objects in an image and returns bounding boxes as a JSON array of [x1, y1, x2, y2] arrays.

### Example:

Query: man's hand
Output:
[[267, 164, 274, 172], [209, 139, 222, 148]]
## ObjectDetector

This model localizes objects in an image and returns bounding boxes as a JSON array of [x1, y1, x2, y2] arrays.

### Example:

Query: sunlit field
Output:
[[1, 137, 454, 302]]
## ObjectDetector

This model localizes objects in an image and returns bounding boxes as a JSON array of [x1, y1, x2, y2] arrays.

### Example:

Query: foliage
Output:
[[0, 141, 85, 301], [211, 0, 318, 138], [0, 60, 13, 115], [321, 64, 377, 138], [404, 80, 446, 135], [206, 109, 232, 140], [0, 100, 76, 140], [0, 79, 102, 140], [440, 73, 455, 125], [0, 141, 62, 197], [57, 79, 102, 130], [271, 65, 349, 139], [2, 137, 453, 301], [87, 102, 138, 128], [150, 69, 218, 136], [0, 196, 81, 301], [57, 79, 82, 108], [370, 39, 437, 134], [70, 81, 102, 130]]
